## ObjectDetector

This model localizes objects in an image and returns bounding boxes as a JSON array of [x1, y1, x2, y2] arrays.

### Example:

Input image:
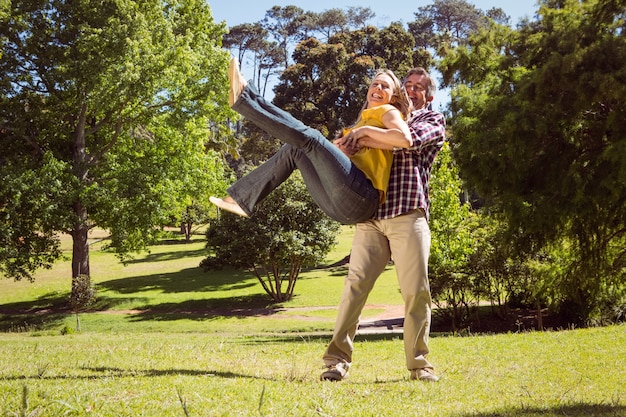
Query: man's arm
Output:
[[407, 111, 446, 150], [335, 108, 412, 152], [354, 110, 446, 151]]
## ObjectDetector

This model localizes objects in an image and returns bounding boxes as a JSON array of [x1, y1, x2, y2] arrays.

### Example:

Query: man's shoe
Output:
[[320, 363, 350, 381], [209, 196, 249, 218], [410, 367, 439, 382], [228, 58, 247, 106]]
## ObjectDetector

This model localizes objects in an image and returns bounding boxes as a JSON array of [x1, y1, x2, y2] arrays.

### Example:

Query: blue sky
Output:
[[209, 1, 540, 109], [209, 1, 539, 28]]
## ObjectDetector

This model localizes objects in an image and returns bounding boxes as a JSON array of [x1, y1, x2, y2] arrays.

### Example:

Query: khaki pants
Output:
[[323, 209, 434, 371]]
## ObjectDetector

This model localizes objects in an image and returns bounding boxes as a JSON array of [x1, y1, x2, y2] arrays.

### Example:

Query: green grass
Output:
[[0, 226, 401, 334], [1, 228, 625, 416], [1, 328, 624, 416]]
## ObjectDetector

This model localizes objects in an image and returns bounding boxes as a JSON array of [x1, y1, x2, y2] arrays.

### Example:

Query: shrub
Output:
[[202, 172, 340, 302]]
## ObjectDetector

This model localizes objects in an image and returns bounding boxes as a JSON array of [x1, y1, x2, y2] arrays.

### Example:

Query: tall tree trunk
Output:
[[71, 102, 91, 279], [71, 201, 90, 278]]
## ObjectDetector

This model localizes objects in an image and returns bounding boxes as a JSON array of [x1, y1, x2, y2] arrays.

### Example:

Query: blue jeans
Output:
[[228, 85, 379, 224]]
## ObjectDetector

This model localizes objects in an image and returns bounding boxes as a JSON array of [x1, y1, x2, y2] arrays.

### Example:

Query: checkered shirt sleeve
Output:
[[375, 109, 446, 221]]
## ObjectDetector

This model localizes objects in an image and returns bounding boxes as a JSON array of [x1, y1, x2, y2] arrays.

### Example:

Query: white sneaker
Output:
[[410, 367, 439, 382], [320, 362, 350, 381], [209, 196, 249, 218], [228, 58, 247, 106]]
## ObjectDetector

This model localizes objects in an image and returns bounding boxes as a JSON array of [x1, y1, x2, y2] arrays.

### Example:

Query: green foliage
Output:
[[408, 0, 502, 57], [223, 6, 380, 93], [430, 143, 473, 271], [464, 213, 544, 317], [69, 274, 96, 313], [69, 273, 96, 332], [0, 0, 233, 280], [273, 24, 421, 138], [440, 0, 626, 324], [0, 152, 69, 280], [60, 325, 75, 335], [527, 234, 626, 326], [202, 172, 340, 302], [429, 142, 476, 328]]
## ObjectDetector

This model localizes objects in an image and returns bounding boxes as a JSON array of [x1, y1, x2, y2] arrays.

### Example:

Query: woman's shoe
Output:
[[210, 196, 249, 218], [228, 58, 247, 106]]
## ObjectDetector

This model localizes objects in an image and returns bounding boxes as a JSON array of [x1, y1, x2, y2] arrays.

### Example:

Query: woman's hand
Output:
[[341, 128, 365, 148], [334, 136, 361, 157]]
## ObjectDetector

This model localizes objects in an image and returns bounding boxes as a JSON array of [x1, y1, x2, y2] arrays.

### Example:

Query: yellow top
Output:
[[343, 104, 397, 204]]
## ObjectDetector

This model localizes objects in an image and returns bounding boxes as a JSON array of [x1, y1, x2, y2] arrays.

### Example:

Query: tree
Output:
[[69, 273, 96, 332], [262, 5, 307, 70], [273, 24, 419, 137], [307, 8, 348, 42], [221, 23, 268, 65], [428, 142, 475, 330], [222, 6, 380, 99], [222, 23, 281, 95], [408, 0, 508, 58], [178, 150, 231, 243], [273, 37, 365, 137], [202, 173, 340, 302], [346, 6, 376, 28], [299, 7, 376, 41], [440, 0, 626, 324], [0, 0, 232, 284]]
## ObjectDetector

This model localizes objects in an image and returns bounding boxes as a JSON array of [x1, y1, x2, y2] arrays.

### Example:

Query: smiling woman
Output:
[[210, 60, 411, 224]]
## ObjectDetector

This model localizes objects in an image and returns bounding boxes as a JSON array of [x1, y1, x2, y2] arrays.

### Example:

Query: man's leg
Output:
[[386, 210, 434, 372], [321, 220, 390, 377]]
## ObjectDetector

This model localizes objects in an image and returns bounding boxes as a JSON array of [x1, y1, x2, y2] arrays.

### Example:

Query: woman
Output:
[[210, 59, 412, 224]]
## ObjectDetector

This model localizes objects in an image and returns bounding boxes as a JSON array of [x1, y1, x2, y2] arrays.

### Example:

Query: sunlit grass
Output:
[[1, 227, 625, 415], [0, 327, 624, 416], [0, 225, 400, 335]]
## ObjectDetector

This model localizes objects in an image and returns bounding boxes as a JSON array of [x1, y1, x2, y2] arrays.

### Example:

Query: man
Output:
[[321, 67, 446, 382]]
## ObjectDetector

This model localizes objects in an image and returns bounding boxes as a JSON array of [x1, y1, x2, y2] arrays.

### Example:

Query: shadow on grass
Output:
[[125, 293, 281, 322], [456, 403, 626, 417], [0, 293, 153, 332], [123, 246, 208, 264], [97, 266, 254, 294], [232, 331, 405, 345], [0, 290, 83, 332], [0, 266, 269, 330], [431, 304, 570, 334], [0, 292, 280, 330], [3, 366, 250, 381]]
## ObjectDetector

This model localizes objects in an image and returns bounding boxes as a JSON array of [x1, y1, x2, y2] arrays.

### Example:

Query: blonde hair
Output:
[[358, 69, 412, 121], [336, 69, 412, 138]]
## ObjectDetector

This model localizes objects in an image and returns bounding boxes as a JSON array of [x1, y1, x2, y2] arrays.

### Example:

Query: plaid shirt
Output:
[[375, 108, 446, 221]]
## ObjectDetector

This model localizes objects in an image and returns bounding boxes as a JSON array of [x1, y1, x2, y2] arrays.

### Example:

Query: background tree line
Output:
[[218, 0, 625, 326], [2, 0, 624, 327]]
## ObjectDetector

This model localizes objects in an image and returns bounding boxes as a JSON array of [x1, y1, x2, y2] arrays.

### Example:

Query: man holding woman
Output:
[[320, 67, 446, 382], [215, 59, 446, 382], [210, 59, 411, 224]]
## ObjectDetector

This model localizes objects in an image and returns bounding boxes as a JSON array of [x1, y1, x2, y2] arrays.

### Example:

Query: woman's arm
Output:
[[350, 110, 446, 152], [337, 109, 412, 151]]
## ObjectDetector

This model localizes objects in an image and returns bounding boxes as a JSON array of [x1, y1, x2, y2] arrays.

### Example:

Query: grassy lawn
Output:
[[1, 228, 625, 416]]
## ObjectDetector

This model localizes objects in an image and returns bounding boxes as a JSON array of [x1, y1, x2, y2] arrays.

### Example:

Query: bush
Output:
[[202, 172, 340, 302]]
